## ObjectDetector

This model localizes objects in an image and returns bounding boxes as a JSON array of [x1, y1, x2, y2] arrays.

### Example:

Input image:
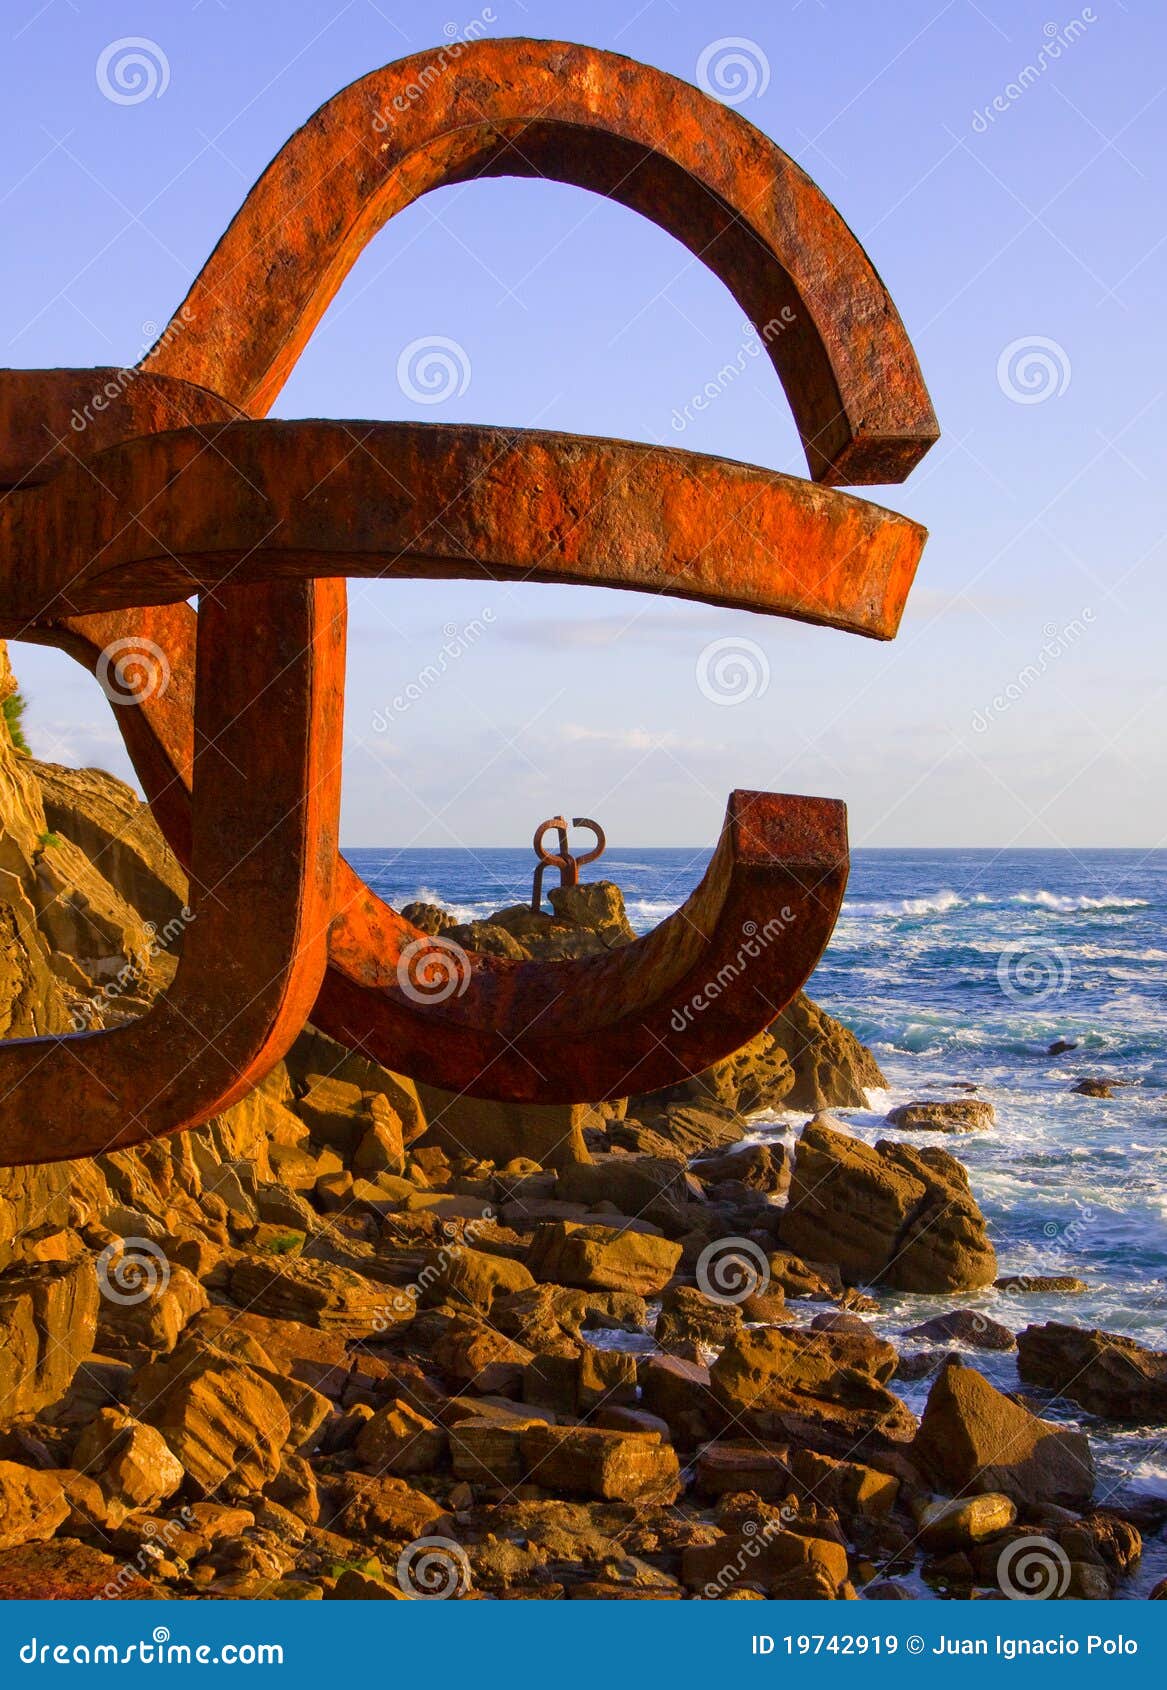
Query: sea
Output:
[[346, 843, 1167, 1579]]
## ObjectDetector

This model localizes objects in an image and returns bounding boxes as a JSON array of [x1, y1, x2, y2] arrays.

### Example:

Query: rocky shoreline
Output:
[[1, 662, 1165, 1602]]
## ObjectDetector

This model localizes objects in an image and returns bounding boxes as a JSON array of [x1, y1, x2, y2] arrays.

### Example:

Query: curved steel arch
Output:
[[0, 38, 938, 1155], [139, 38, 937, 485]]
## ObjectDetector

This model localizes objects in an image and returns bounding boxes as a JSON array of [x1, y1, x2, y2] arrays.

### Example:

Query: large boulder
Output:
[[0, 1463, 69, 1549], [780, 1117, 996, 1293], [517, 1425, 681, 1503], [770, 992, 886, 1110], [94, 1260, 208, 1355], [131, 1338, 293, 1497], [0, 1256, 98, 1415], [887, 1099, 995, 1133], [228, 1255, 397, 1335], [691, 1141, 791, 1195], [489, 881, 636, 961], [416, 1086, 591, 1170], [911, 1361, 1094, 1510], [526, 1222, 681, 1296], [355, 1401, 447, 1475], [682, 1525, 850, 1599], [634, 1028, 796, 1116], [709, 1325, 915, 1459], [556, 1156, 699, 1228], [418, 1245, 535, 1314], [1017, 1323, 1167, 1422], [71, 1408, 185, 1522], [285, 1025, 426, 1144], [612, 1102, 745, 1161]]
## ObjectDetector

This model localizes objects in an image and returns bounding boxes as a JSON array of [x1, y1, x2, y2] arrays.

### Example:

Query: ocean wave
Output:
[[624, 898, 684, 930], [864, 890, 967, 918], [1012, 890, 1151, 913]]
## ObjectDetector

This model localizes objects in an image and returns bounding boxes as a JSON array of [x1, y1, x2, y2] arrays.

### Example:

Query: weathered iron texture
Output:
[[531, 817, 607, 912], [0, 40, 937, 1160]]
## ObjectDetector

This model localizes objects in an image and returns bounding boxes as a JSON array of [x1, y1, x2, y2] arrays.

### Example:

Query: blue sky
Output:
[[2, 0, 1163, 849]]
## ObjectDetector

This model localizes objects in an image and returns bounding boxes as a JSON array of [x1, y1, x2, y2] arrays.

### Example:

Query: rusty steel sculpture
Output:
[[530, 818, 607, 913], [0, 40, 937, 1165]]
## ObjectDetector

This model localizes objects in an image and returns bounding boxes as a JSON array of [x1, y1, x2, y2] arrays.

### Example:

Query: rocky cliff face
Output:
[[0, 643, 186, 1041], [2, 646, 1117, 1605]]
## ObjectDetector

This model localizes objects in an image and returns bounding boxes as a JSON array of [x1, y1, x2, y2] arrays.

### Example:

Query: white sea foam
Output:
[[866, 890, 967, 918], [404, 885, 491, 924], [1013, 889, 1150, 913]]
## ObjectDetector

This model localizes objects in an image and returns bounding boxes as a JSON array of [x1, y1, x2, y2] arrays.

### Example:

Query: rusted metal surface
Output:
[[44, 608, 848, 1102], [531, 817, 606, 911], [0, 581, 344, 1166], [139, 38, 938, 484], [0, 38, 938, 1154], [0, 418, 927, 638]]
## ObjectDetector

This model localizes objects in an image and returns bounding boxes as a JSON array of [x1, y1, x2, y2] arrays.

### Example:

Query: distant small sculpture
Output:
[[531, 818, 607, 913], [0, 40, 936, 1163]]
